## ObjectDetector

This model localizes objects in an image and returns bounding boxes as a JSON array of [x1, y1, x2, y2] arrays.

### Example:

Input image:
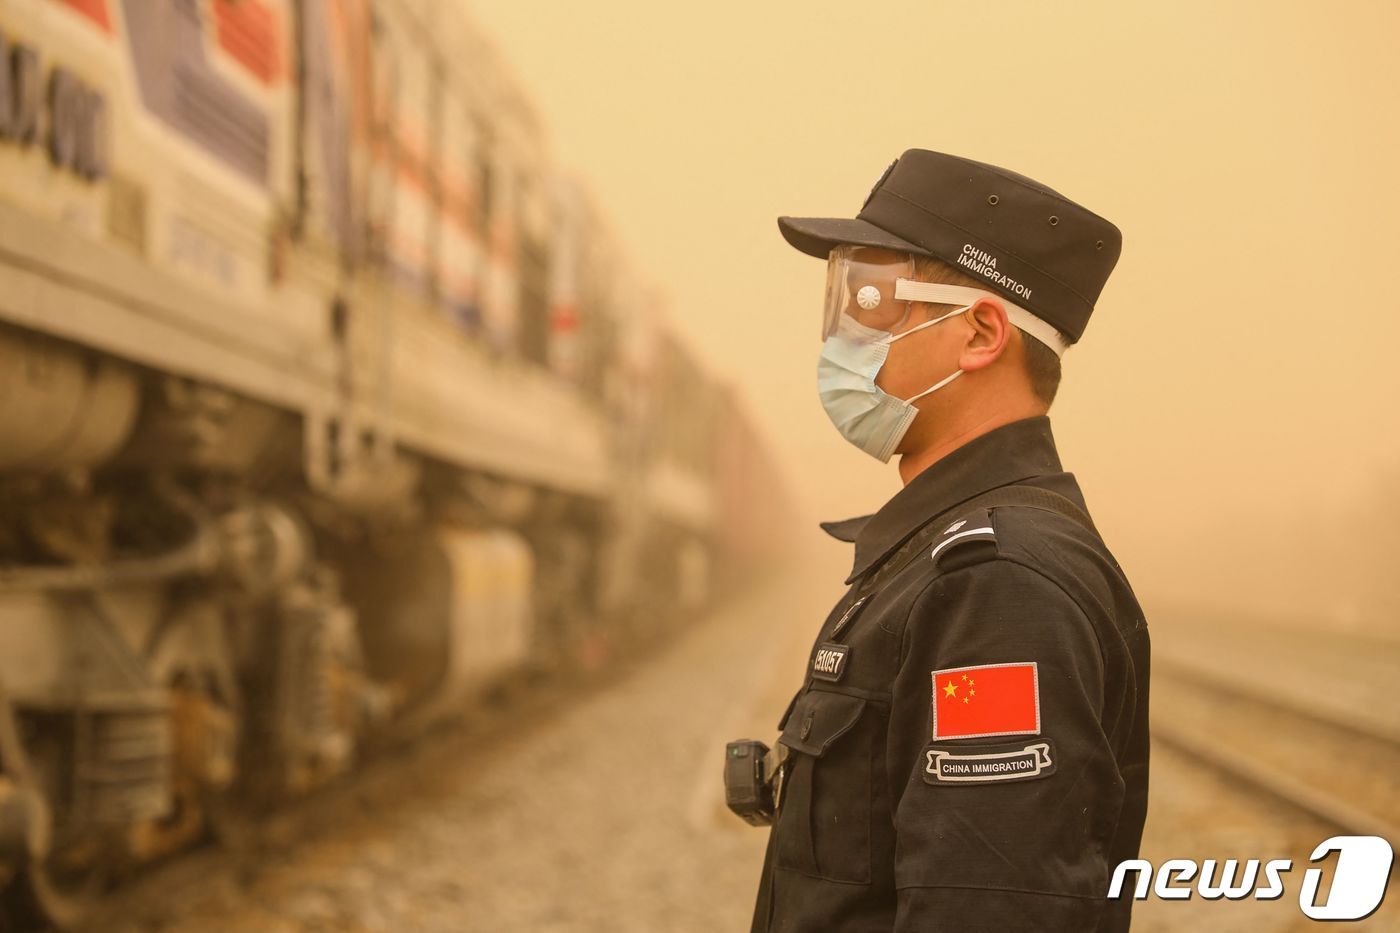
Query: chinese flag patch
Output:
[[931, 662, 1040, 739]]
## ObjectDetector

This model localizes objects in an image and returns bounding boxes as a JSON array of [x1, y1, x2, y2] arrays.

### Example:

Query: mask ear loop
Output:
[[887, 265, 973, 404], [886, 303, 971, 344], [904, 368, 964, 403]]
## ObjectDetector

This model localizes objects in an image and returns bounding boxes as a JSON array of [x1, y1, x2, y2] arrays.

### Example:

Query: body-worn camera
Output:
[[725, 739, 788, 826]]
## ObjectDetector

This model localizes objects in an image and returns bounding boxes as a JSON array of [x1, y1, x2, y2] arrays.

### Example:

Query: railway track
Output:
[[1151, 658, 1400, 845]]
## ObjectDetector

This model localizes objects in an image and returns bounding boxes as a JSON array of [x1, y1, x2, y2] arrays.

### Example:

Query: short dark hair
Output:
[[912, 255, 1063, 408]]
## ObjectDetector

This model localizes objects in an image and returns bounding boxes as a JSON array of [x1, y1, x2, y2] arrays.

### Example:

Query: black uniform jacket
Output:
[[751, 416, 1150, 933]]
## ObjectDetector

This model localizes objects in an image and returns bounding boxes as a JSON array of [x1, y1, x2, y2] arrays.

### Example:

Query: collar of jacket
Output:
[[826, 415, 1067, 585]]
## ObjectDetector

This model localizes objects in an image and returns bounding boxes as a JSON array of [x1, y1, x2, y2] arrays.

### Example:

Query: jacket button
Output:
[[801, 711, 814, 740]]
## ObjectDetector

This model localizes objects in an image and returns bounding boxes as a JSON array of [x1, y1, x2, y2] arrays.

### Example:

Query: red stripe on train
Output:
[[55, 0, 112, 33], [213, 0, 281, 86]]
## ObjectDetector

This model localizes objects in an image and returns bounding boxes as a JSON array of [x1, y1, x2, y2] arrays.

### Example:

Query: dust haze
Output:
[[468, 0, 1400, 634]]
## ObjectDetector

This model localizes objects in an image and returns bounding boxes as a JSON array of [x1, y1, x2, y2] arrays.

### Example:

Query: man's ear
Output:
[[958, 298, 1013, 372]]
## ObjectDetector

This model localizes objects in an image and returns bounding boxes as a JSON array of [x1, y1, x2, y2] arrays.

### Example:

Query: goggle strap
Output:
[[893, 280, 1070, 357]]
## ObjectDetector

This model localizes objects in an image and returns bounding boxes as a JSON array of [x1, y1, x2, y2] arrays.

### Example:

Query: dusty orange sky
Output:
[[467, 0, 1400, 629]]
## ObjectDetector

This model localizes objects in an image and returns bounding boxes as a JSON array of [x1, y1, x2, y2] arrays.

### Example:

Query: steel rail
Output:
[[1153, 663, 1400, 844]]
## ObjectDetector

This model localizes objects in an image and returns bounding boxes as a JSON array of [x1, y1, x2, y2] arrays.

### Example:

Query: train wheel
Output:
[[1, 837, 109, 932], [0, 692, 105, 931]]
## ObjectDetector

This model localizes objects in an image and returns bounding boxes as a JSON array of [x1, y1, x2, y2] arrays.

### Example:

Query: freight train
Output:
[[0, 1, 795, 926]]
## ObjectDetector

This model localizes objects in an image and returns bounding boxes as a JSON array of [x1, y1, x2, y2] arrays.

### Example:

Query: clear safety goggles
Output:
[[821, 245, 1069, 356]]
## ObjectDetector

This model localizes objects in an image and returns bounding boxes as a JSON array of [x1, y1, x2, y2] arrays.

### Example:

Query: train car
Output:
[[711, 387, 801, 591], [0, 1, 791, 926]]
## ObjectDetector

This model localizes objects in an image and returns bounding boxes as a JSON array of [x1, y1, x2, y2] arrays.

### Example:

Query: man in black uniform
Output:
[[744, 150, 1150, 932]]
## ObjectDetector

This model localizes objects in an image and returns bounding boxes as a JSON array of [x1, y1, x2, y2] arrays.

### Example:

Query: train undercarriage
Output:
[[0, 325, 711, 929]]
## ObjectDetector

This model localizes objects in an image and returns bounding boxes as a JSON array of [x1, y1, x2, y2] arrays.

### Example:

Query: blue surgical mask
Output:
[[816, 306, 969, 462]]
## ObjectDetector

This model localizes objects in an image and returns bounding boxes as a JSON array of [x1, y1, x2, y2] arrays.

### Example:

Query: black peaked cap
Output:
[[778, 149, 1123, 344]]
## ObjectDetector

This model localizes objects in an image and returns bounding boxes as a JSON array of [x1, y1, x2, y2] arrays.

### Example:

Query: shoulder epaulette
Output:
[[929, 506, 998, 571]]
